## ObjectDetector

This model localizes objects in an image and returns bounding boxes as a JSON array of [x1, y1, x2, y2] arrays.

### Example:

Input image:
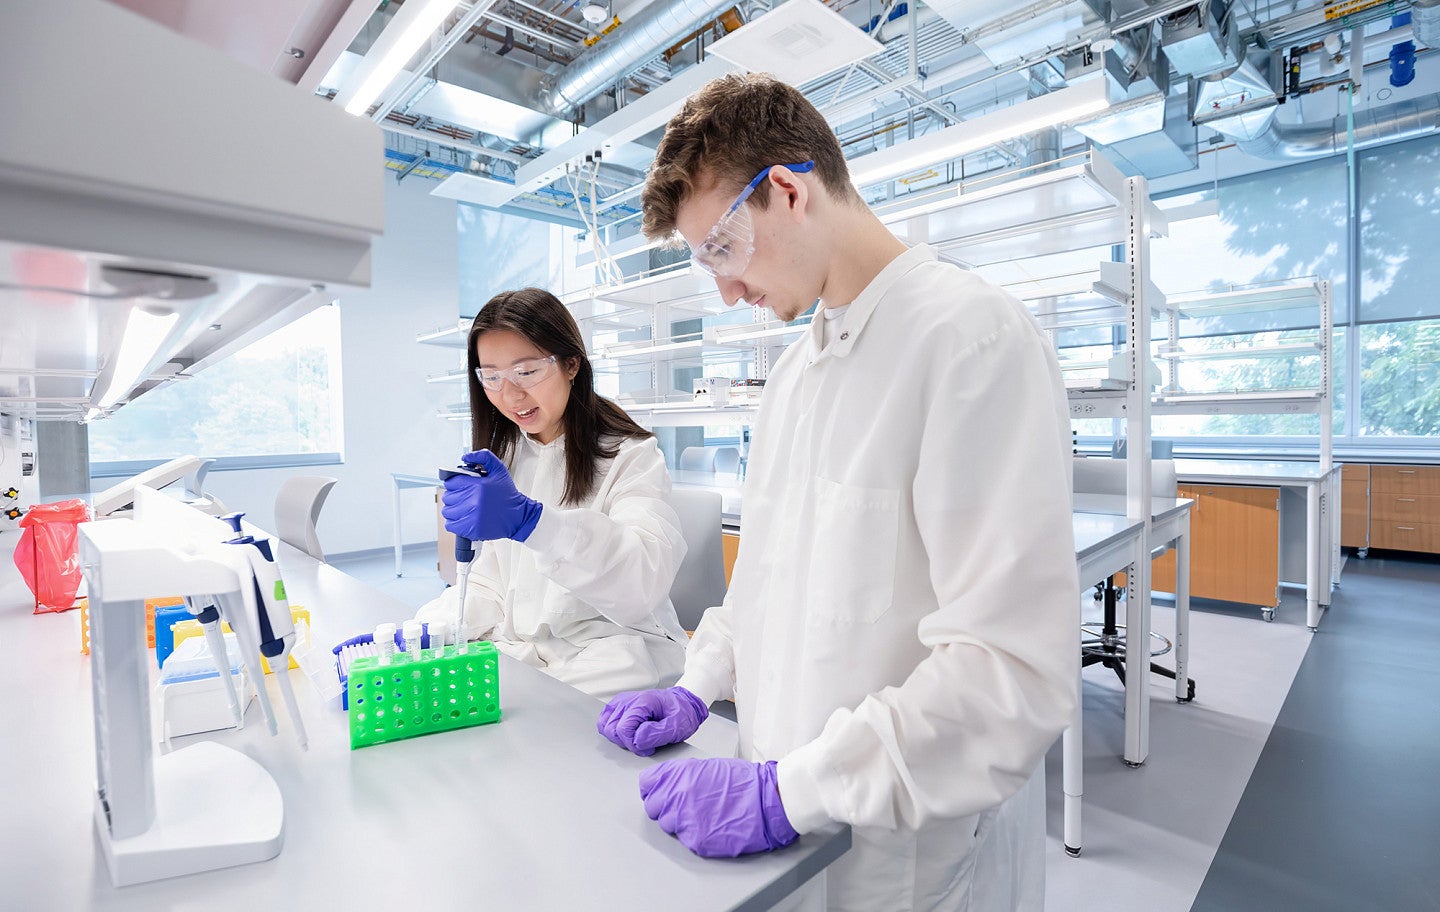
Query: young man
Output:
[[598, 73, 1079, 911]]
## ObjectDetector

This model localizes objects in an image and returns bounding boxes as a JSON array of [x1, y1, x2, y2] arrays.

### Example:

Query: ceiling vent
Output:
[[705, 0, 882, 87]]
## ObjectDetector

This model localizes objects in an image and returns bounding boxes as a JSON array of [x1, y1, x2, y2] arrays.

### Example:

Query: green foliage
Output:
[[90, 311, 340, 462], [1157, 135, 1440, 438]]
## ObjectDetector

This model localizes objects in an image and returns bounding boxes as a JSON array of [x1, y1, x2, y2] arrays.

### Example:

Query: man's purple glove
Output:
[[440, 449, 543, 542], [639, 758, 799, 858], [597, 686, 708, 757]]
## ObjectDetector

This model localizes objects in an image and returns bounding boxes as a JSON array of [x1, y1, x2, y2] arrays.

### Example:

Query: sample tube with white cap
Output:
[[429, 621, 449, 652], [402, 620, 424, 656], [374, 623, 397, 663]]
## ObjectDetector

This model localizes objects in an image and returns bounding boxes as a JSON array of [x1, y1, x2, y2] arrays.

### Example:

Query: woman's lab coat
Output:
[[418, 434, 689, 700], [677, 245, 1079, 912]]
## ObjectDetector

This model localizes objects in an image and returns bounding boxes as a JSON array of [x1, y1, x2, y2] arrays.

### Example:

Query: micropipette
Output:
[[184, 593, 243, 727], [438, 461, 488, 655], [221, 512, 309, 751]]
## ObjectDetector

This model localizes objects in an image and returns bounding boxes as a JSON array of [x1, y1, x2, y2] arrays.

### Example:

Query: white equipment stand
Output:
[[78, 518, 284, 886]]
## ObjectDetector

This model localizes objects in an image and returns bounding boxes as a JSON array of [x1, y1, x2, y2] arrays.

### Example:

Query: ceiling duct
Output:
[[1097, 91, 1199, 178], [1190, 55, 1278, 142], [541, 0, 739, 114], [1236, 92, 1440, 160], [1161, 1, 1240, 77], [1070, 28, 1173, 146], [1415, 0, 1440, 46]]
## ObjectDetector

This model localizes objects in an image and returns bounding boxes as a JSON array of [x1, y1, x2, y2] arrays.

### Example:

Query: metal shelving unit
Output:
[[1153, 279, 1334, 469], [890, 151, 1167, 522]]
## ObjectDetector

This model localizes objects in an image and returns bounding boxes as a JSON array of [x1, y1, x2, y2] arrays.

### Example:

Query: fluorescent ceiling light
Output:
[[846, 80, 1112, 188], [95, 308, 179, 411], [706, 0, 883, 87], [338, 0, 459, 116]]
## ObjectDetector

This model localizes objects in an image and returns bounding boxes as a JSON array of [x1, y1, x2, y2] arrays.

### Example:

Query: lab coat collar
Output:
[[805, 244, 938, 361], [518, 431, 565, 456]]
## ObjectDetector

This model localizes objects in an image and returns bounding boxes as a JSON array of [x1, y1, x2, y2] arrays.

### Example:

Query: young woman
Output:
[[416, 287, 689, 700]]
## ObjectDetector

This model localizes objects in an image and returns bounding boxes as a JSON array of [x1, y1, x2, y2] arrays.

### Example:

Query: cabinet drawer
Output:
[[1371, 465, 1440, 496], [1341, 463, 1370, 482], [1371, 493, 1440, 524], [1370, 522, 1440, 554]]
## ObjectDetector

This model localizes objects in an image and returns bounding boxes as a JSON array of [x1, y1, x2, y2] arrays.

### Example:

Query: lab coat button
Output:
[[840, 331, 849, 340]]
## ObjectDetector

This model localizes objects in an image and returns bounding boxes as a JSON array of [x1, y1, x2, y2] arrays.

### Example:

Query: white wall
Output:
[[204, 177, 465, 557]]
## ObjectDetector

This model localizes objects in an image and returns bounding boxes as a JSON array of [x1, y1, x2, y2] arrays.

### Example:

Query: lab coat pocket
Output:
[[808, 476, 901, 625]]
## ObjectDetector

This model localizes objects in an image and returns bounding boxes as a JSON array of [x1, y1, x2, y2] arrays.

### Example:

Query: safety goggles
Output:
[[691, 161, 816, 278], [475, 355, 559, 391]]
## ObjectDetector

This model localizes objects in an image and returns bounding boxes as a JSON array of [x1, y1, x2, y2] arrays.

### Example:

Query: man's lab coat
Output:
[[678, 245, 1079, 911]]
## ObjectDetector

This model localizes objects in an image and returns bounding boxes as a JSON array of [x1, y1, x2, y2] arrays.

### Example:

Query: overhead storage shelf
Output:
[[876, 152, 1168, 268], [1166, 280, 1329, 319]]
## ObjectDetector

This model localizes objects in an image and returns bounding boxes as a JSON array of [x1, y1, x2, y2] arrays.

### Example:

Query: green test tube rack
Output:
[[347, 642, 501, 749]]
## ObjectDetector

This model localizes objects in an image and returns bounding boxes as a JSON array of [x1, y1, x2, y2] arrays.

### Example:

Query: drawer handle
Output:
[[1398, 469, 1417, 474], [1397, 526, 1416, 531], [1399, 498, 1417, 503]]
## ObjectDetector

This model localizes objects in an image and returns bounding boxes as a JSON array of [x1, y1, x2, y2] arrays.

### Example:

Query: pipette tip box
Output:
[[346, 642, 500, 749]]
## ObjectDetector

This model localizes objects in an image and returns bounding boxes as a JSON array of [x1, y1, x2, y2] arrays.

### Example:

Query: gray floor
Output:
[[1191, 553, 1440, 912], [326, 547, 1439, 912], [1044, 587, 1315, 911]]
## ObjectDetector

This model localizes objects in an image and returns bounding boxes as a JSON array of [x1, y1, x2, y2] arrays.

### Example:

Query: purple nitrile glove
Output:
[[440, 449, 543, 542], [597, 686, 709, 757], [639, 758, 799, 858]]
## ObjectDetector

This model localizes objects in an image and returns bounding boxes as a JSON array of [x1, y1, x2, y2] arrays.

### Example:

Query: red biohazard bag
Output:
[[13, 498, 91, 614]]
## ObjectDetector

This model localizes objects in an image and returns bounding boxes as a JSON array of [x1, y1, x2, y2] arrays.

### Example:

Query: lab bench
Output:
[[0, 529, 848, 910], [1157, 459, 1341, 628]]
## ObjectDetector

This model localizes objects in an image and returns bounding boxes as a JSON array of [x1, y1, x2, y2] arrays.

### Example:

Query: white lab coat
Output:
[[417, 434, 689, 700], [677, 245, 1078, 912]]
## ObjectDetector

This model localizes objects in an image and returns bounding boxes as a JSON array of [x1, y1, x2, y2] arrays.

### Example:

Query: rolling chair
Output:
[[1074, 457, 1195, 702], [665, 488, 727, 633], [274, 475, 338, 562], [678, 446, 717, 473], [712, 446, 741, 477]]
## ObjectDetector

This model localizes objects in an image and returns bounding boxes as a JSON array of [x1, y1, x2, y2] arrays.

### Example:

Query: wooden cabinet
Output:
[[1368, 465, 1440, 554], [722, 532, 740, 585], [1341, 463, 1369, 549], [1371, 464, 1440, 497], [1152, 484, 1281, 607]]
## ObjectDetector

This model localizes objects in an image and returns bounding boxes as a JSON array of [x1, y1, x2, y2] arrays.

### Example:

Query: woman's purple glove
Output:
[[597, 686, 708, 757], [639, 758, 799, 858], [440, 450, 543, 542]]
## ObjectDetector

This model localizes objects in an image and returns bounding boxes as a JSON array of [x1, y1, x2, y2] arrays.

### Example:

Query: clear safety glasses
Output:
[[691, 161, 816, 278], [475, 355, 559, 391]]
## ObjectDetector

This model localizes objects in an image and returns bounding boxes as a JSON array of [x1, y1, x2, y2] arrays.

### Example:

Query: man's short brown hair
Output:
[[641, 73, 860, 240]]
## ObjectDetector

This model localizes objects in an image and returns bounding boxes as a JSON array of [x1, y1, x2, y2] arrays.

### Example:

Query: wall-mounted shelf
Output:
[[416, 320, 470, 347]]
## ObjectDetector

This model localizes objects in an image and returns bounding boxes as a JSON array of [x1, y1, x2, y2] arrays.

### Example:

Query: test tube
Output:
[[429, 621, 449, 653], [402, 620, 423, 656], [374, 623, 397, 663]]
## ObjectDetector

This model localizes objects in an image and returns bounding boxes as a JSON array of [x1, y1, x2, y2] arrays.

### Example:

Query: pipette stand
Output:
[[79, 518, 283, 887]]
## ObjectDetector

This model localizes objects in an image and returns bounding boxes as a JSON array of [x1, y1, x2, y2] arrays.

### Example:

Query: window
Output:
[[1358, 134, 1440, 324], [1358, 320, 1440, 437], [89, 305, 344, 471]]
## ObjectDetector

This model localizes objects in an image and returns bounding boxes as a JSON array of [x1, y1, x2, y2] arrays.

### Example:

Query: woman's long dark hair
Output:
[[466, 287, 652, 505]]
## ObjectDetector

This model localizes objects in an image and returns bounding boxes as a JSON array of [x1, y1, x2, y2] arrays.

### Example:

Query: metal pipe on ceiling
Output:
[[484, 10, 583, 47], [1236, 92, 1440, 159], [541, 0, 738, 114]]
